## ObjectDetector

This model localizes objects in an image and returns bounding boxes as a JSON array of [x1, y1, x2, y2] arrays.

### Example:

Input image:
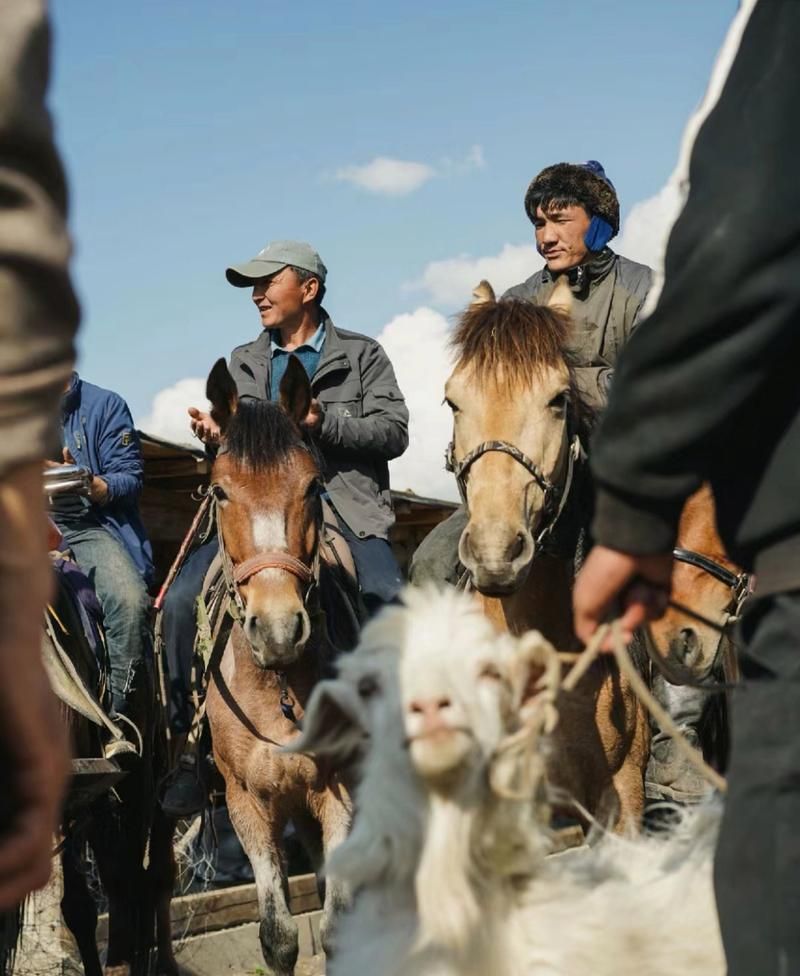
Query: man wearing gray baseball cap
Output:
[[160, 239, 409, 816]]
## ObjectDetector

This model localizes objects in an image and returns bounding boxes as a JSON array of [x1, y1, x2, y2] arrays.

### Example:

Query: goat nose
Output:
[[409, 696, 451, 723]]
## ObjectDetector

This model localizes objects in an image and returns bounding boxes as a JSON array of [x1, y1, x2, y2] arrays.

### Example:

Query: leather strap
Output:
[[233, 551, 314, 586]]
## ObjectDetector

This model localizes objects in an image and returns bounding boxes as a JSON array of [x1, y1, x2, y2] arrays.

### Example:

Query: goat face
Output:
[[396, 593, 521, 793]]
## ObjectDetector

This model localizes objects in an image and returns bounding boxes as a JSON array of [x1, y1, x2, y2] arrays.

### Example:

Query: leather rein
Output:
[[445, 431, 583, 552]]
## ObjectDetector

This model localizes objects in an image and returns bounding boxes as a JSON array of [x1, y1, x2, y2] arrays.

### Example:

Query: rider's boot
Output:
[[645, 671, 714, 805], [103, 666, 142, 762], [160, 734, 207, 819]]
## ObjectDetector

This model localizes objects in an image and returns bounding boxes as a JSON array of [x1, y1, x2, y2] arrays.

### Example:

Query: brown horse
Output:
[[645, 483, 747, 687], [443, 282, 649, 830], [203, 357, 351, 976]]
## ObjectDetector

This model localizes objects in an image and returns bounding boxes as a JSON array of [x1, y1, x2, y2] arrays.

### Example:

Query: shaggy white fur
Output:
[[294, 586, 725, 976]]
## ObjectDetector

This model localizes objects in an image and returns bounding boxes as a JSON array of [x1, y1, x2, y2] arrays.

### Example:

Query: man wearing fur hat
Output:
[[504, 160, 652, 407]]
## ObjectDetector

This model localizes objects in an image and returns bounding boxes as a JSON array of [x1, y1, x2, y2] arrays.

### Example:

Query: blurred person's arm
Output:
[[0, 0, 79, 907]]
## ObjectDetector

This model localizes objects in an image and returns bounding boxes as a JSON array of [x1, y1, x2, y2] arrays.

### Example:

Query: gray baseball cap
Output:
[[225, 240, 328, 287]]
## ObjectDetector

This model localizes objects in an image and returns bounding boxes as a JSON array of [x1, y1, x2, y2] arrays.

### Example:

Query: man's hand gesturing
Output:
[[188, 407, 221, 446]]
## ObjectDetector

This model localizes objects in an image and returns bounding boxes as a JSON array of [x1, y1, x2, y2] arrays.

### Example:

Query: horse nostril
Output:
[[679, 627, 700, 662], [292, 611, 306, 645], [507, 532, 525, 562]]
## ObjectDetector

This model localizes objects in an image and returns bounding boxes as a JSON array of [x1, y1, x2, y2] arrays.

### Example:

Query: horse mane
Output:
[[451, 297, 597, 438], [224, 399, 314, 471]]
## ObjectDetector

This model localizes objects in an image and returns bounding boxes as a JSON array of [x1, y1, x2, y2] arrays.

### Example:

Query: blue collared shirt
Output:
[[268, 321, 326, 400]]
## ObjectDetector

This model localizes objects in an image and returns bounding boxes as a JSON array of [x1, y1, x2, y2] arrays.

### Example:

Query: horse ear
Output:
[[546, 276, 574, 315], [206, 357, 239, 433], [279, 355, 312, 426], [471, 279, 496, 305], [284, 679, 366, 766]]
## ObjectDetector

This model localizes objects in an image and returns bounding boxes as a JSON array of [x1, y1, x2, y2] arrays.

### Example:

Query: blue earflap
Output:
[[584, 215, 614, 252]]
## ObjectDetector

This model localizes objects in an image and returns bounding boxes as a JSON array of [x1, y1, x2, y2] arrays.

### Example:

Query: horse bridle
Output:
[[672, 547, 751, 622], [445, 432, 582, 551], [207, 483, 320, 626]]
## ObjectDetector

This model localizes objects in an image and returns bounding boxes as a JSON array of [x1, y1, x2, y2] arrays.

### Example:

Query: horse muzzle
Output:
[[244, 606, 311, 669], [459, 523, 535, 594]]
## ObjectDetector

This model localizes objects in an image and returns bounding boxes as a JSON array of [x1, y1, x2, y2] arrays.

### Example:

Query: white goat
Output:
[[293, 586, 725, 976]]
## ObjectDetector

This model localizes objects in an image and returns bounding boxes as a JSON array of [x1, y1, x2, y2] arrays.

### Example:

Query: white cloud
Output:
[[615, 181, 684, 272], [137, 377, 208, 447], [377, 307, 459, 502], [334, 144, 486, 197], [409, 242, 541, 307], [335, 157, 436, 196]]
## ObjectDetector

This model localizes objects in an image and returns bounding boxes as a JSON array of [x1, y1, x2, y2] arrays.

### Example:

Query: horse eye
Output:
[[358, 675, 380, 699], [479, 663, 502, 682], [212, 484, 228, 502], [444, 397, 460, 414], [548, 391, 569, 411]]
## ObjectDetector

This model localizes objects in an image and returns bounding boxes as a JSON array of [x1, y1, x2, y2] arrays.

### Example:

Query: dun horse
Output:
[[443, 282, 649, 828], [203, 357, 350, 976]]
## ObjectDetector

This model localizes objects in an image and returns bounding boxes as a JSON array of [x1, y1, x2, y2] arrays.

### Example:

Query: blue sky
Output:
[[49, 0, 735, 422]]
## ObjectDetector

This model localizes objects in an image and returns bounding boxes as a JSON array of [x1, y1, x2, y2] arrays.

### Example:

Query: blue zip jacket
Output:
[[60, 374, 154, 584]]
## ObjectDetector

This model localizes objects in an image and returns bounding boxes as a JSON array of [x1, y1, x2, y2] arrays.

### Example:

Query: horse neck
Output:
[[229, 616, 326, 709], [472, 554, 580, 650]]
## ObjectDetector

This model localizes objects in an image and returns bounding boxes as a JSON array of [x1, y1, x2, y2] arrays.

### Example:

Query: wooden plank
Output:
[[96, 874, 322, 944]]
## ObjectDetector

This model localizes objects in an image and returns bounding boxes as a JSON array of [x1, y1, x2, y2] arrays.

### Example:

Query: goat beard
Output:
[[414, 789, 513, 971]]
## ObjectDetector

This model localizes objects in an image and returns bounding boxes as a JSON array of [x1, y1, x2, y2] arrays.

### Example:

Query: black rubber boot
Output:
[[160, 754, 206, 819]]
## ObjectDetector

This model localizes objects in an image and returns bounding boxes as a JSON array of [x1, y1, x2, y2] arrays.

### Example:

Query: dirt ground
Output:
[[173, 921, 324, 976]]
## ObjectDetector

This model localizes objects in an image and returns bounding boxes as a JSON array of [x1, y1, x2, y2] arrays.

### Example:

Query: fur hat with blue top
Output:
[[524, 160, 620, 253]]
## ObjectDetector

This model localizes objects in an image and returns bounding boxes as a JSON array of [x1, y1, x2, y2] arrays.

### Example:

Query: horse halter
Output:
[[445, 433, 582, 550], [207, 483, 319, 625]]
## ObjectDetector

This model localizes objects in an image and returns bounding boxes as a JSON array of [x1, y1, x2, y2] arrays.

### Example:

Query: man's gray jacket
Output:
[[229, 312, 409, 541], [504, 249, 652, 406]]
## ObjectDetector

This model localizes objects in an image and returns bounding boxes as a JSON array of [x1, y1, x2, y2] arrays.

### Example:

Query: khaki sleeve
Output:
[[0, 0, 79, 478]]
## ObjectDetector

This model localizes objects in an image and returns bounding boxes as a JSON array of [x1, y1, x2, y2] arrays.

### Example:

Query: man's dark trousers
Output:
[[715, 590, 800, 975]]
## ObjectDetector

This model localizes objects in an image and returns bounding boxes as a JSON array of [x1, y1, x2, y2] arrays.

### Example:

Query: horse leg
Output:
[[147, 807, 179, 976], [317, 792, 351, 958], [89, 790, 151, 976], [227, 784, 297, 976], [60, 837, 104, 976]]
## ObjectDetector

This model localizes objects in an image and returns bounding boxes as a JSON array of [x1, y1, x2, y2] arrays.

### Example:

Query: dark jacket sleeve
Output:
[[317, 341, 409, 461], [0, 0, 79, 477], [95, 394, 144, 505], [590, 0, 800, 555]]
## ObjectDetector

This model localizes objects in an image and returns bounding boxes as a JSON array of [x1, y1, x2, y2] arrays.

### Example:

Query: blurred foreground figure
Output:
[[572, 1, 800, 972], [0, 0, 79, 909]]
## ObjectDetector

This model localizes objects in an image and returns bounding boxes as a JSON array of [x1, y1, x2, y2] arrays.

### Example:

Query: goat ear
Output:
[[509, 630, 561, 734], [279, 356, 312, 427], [471, 279, 496, 305], [206, 358, 238, 434], [284, 679, 366, 765]]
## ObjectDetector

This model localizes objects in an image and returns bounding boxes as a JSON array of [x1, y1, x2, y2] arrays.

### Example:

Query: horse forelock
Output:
[[222, 399, 318, 472], [451, 299, 572, 389], [451, 298, 596, 437]]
